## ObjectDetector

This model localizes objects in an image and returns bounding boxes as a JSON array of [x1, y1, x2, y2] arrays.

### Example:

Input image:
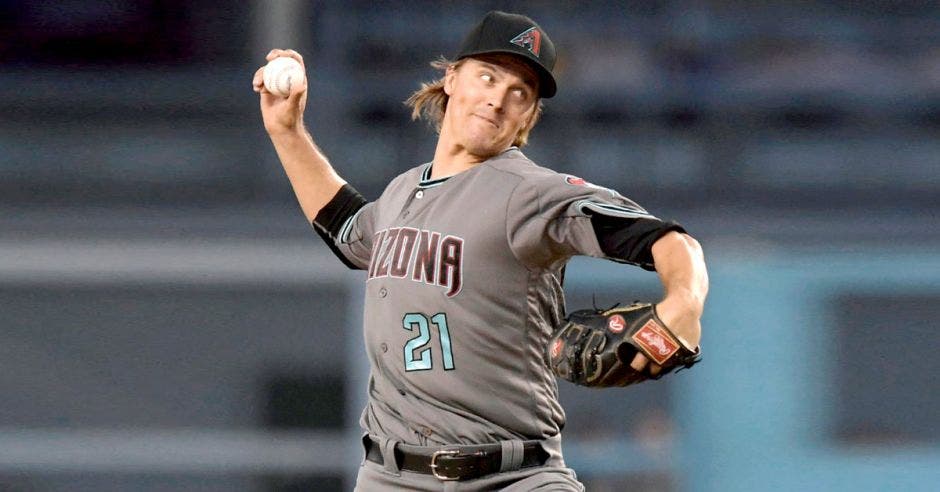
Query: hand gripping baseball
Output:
[[253, 49, 309, 134], [547, 302, 701, 387]]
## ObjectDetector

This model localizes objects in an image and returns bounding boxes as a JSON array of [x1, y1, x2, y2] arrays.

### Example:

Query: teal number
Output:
[[402, 313, 432, 371], [402, 313, 455, 372], [431, 313, 454, 370]]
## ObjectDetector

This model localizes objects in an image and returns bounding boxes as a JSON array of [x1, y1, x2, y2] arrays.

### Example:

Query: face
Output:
[[441, 54, 539, 159]]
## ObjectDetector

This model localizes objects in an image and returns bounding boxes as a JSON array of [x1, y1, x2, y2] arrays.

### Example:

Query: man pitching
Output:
[[253, 10, 708, 491]]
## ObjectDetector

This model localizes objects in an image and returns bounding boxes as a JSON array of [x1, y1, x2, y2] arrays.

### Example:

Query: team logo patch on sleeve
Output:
[[565, 175, 629, 201], [550, 338, 564, 359], [631, 319, 680, 365]]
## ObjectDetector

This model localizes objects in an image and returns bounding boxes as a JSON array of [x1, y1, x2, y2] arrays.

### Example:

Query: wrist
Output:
[[660, 288, 704, 318], [656, 295, 703, 349], [267, 124, 307, 140]]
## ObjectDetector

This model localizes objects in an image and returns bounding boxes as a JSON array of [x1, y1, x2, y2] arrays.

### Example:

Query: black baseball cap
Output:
[[454, 11, 557, 98]]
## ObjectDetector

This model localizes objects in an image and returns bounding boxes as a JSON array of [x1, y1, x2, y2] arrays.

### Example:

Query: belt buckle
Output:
[[430, 449, 460, 481]]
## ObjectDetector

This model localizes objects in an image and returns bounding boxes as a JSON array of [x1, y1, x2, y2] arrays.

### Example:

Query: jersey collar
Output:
[[418, 147, 520, 189], [417, 163, 450, 189]]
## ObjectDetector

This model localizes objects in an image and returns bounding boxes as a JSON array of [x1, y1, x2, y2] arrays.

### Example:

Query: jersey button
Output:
[[378, 287, 388, 298], [421, 427, 433, 437], [415, 190, 424, 199], [380, 343, 388, 353]]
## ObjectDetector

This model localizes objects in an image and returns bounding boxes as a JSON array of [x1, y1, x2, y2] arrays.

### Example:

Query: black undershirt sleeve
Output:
[[312, 184, 369, 270], [590, 214, 686, 271]]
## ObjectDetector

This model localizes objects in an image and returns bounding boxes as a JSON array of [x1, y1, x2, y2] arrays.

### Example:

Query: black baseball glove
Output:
[[547, 302, 701, 387]]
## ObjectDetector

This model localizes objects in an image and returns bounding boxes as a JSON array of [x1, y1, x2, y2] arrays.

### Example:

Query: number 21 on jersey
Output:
[[402, 313, 454, 371]]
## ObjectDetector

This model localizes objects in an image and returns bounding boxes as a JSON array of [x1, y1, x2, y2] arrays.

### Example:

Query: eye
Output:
[[480, 72, 493, 83]]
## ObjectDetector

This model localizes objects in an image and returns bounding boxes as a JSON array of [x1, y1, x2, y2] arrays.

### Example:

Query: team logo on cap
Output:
[[510, 27, 541, 56]]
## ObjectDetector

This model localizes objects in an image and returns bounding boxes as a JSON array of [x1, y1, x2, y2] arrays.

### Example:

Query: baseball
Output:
[[263, 56, 305, 98]]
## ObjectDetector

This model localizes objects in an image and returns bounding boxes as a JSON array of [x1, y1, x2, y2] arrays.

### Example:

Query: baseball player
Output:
[[253, 11, 708, 491]]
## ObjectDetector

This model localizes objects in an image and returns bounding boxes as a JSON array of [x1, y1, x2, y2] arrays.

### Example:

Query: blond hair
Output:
[[405, 57, 544, 148]]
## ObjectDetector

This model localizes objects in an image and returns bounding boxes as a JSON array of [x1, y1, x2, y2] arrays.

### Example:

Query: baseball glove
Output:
[[547, 302, 700, 387]]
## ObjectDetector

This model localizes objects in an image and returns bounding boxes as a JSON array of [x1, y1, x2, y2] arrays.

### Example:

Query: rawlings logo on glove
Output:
[[547, 302, 701, 387]]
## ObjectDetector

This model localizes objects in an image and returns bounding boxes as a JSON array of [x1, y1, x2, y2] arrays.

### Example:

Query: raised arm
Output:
[[252, 49, 346, 223]]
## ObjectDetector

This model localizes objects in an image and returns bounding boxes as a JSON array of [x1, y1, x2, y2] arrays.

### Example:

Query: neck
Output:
[[430, 143, 482, 179], [431, 129, 511, 180]]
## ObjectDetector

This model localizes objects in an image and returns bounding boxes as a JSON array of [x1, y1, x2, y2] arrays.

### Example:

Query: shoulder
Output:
[[483, 148, 562, 183], [395, 162, 429, 186], [482, 148, 577, 203], [485, 148, 619, 200], [377, 162, 428, 200]]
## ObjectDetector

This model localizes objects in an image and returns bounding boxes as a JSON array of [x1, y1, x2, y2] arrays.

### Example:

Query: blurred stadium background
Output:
[[1, 1, 938, 490]]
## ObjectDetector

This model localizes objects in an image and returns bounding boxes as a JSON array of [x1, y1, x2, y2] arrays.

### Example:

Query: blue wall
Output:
[[658, 249, 940, 491]]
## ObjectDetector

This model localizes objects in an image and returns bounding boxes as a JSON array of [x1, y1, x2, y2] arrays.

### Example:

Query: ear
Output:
[[443, 64, 457, 96], [523, 103, 538, 128]]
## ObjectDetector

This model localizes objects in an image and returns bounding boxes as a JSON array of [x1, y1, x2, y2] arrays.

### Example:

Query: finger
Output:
[[630, 353, 663, 376], [288, 76, 307, 100], [630, 353, 648, 371], [282, 49, 305, 66], [252, 66, 266, 92], [265, 49, 305, 67]]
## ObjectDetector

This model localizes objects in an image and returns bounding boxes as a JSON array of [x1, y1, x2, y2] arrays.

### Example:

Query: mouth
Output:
[[472, 113, 499, 128]]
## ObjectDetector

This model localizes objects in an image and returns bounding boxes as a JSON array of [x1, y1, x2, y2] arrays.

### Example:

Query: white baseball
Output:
[[263, 56, 305, 98]]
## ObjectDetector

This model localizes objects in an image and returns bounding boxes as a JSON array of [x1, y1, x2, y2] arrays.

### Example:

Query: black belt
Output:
[[365, 436, 548, 481]]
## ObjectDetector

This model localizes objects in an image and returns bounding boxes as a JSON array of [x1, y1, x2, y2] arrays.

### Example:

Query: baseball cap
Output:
[[454, 11, 557, 98]]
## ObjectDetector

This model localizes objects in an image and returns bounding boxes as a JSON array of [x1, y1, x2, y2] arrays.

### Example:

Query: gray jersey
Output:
[[329, 148, 656, 458]]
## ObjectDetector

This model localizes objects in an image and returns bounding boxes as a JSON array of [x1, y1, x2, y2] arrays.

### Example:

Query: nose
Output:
[[486, 87, 507, 112]]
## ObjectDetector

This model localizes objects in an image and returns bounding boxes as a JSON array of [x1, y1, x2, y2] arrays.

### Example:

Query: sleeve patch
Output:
[[565, 175, 588, 186]]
